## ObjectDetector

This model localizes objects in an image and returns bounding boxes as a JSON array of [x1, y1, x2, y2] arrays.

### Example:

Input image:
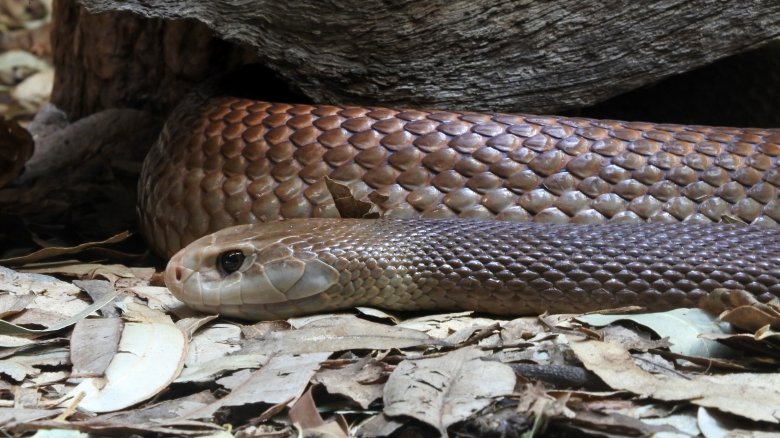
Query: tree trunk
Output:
[[50, 0, 257, 119]]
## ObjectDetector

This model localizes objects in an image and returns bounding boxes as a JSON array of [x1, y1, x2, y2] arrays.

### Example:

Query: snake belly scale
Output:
[[140, 93, 780, 319]]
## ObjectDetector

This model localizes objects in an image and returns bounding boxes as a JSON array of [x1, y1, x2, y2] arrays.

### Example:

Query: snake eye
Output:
[[217, 250, 245, 275]]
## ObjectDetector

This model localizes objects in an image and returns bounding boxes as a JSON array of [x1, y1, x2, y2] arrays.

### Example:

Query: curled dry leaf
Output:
[[0, 116, 33, 188], [721, 307, 780, 334], [699, 288, 780, 334], [577, 308, 734, 358], [0, 231, 131, 266], [289, 386, 326, 429], [63, 320, 187, 413], [383, 346, 516, 436], [695, 406, 780, 437], [568, 338, 780, 423], [324, 177, 384, 218], [0, 50, 50, 85], [10, 67, 53, 110]]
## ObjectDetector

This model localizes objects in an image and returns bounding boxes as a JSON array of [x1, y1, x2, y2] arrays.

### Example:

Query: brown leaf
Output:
[[241, 314, 442, 356], [69, 317, 122, 378], [383, 346, 516, 435], [289, 386, 325, 429], [0, 292, 34, 319], [313, 357, 384, 409], [63, 320, 187, 413], [0, 231, 131, 266], [516, 382, 568, 417], [698, 288, 780, 333], [568, 337, 780, 423], [0, 116, 33, 188], [568, 410, 683, 436], [354, 414, 406, 437], [721, 306, 780, 334], [186, 352, 331, 419], [324, 177, 382, 219]]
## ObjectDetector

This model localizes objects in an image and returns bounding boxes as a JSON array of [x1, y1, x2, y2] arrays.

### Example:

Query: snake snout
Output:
[[164, 249, 195, 303]]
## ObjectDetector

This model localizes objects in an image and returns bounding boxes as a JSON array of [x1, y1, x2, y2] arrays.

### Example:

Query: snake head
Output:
[[164, 221, 341, 320]]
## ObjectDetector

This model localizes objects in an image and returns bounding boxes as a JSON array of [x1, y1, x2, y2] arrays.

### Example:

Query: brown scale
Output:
[[139, 95, 780, 257]]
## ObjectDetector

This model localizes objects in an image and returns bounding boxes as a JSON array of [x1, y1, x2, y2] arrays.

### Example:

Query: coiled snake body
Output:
[[139, 92, 780, 319]]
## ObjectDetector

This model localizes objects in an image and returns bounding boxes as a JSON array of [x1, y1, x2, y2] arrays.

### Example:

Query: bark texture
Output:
[[51, 0, 258, 119], [74, 0, 780, 113]]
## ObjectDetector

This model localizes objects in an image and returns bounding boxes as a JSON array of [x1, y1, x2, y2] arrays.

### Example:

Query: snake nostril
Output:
[[175, 266, 183, 282]]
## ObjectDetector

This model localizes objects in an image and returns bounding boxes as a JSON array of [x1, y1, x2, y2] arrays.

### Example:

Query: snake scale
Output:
[[139, 92, 780, 319]]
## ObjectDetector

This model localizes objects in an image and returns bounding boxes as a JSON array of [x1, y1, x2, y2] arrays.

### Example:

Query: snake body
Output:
[[140, 94, 780, 319], [164, 218, 780, 320]]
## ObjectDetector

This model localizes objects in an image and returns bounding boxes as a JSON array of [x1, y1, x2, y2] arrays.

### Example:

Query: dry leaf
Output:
[[383, 346, 516, 435], [33, 391, 222, 435], [0, 231, 131, 266], [69, 318, 122, 378], [185, 352, 330, 419], [0, 50, 50, 85], [722, 306, 780, 333], [63, 320, 187, 413], [303, 421, 350, 438], [695, 407, 779, 437], [0, 266, 119, 335], [569, 338, 780, 423], [21, 262, 138, 279], [289, 386, 325, 429], [577, 308, 734, 357], [183, 322, 242, 367], [397, 312, 507, 341], [0, 292, 34, 318], [568, 410, 684, 436], [10, 67, 52, 110], [700, 289, 780, 333], [354, 414, 406, 437], [313, 357, 385, 409], [131, 285, 190, 315], [325, 177, 382, 219], [0, 407, 62, 425], [176, 353, 269, 384], [242, 314, 441, 355], [0, 345, 68, 382]]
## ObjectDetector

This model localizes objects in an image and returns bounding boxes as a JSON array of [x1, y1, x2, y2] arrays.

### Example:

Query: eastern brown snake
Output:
[[138, 92, 780, 319]]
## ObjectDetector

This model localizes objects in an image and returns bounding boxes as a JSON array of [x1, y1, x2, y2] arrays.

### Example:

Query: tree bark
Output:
[[72, 0, 780, 113], [51, 0, 257, 119]]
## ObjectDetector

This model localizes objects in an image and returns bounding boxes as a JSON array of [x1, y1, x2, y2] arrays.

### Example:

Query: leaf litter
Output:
[[0, 258, 779, 436]]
